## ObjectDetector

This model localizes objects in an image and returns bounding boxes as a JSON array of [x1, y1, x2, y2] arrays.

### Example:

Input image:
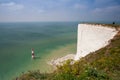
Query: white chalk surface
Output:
[[74, 24, 117, 60]]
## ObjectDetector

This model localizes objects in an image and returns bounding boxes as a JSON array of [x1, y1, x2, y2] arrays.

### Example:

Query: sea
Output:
[[0, 22, 78, 80]]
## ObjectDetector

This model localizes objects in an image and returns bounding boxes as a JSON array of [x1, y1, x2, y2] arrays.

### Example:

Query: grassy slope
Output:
[[16, 24, 120, 80]]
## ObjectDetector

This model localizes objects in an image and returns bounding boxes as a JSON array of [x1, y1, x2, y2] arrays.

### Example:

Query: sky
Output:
[[0, 0, 120, 22]]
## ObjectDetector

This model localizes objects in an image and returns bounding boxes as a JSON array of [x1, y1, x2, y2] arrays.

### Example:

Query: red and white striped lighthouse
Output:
[[31, 48, 35, 59]]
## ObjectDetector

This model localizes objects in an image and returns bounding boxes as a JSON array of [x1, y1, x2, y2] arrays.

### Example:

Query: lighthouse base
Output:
[[32, 55, 35, 59]]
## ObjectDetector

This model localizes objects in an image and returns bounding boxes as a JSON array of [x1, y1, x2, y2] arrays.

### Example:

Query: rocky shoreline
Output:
[[48, 54, 75, 66]]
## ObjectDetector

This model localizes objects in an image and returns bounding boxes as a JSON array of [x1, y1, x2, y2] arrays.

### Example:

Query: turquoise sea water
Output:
[[0, 22, 78, 80]]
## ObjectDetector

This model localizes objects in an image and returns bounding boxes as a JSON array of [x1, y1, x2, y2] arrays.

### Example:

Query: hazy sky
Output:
[[0, 0, 120, 22]]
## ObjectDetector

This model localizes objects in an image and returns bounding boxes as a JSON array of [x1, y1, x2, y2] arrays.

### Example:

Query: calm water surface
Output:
[[0, 22, 78, 80]]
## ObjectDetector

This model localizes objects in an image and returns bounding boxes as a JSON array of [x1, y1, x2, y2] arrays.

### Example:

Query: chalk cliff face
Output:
[[74, 24, 118, 60]]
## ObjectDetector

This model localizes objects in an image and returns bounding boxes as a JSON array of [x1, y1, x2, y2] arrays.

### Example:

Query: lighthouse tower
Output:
[[31, 48, 35, 59]]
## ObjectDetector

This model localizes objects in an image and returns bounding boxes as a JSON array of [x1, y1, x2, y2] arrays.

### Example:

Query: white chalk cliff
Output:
[[74, 24, 118, 60], [49, 24, 118, 66]]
